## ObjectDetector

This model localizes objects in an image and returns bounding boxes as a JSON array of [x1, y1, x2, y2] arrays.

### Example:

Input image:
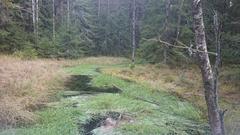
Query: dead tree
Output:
[[32, 0, 39, 46], [36, 0, 39, 41], [67, 0, 70, 30], [131, 0, 136, 64], [32, 0, 36, 35], [98, 0, 101, 17], [162, 0, 171, 64], [192, 0, 225, 135], [175, 0, 185, 43], [53, 0, 55, 41], [213, 9, 226, 134]]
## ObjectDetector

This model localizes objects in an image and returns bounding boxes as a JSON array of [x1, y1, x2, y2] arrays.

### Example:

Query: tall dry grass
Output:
[[0, 55, 66, 129], [103, 64, 240, 134], [0, 56, 127, 129]]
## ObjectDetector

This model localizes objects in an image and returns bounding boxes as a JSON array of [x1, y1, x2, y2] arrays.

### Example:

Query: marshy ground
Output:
[[0, 56, 239, 135]]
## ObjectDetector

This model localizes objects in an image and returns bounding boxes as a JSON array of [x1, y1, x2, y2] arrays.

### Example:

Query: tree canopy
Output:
[[0, 0, 239, 64]]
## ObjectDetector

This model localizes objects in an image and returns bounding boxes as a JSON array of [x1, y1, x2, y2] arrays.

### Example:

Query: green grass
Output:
[[91, 74, 203, 120], [1, 108, 81, 135], [10, 62, 209, 135], [65, 64, 101, 76]]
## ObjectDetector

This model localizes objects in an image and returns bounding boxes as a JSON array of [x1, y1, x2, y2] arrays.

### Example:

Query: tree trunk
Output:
[[192, 1, 225, 135], [32, 0, 38, 46], [213, 10, 221, 92], [107, 0, 110, 16], [104, 0, 110, 54], [213, 9, 225, 134], [163, 0, 170, 64], [36, 0, 39, 45], [131, 0, 136, 63], [32, 0, 36, 35], [98, 0, 101, 17], [67, 0, 70, 30], [175, 0, 185, 43], [52, 0, 55, 41]]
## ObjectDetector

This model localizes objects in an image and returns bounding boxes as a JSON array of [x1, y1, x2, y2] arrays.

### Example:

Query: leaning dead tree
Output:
[[192, 0, 225, 135]]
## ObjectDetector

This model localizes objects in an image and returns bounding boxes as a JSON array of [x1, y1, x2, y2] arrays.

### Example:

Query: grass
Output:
[[12, 62, 208, 135], [91, 74, 203, 122], [1, 108, 80, 135], [65, 64, 101, 76], [0, 55, 66, 129], [1, 56, 238, 134], [0, 56, 126, 130], [103, 63, 240, 135]]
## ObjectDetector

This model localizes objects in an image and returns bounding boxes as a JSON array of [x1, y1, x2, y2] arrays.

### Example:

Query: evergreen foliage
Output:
[[0, 0, 239, 64]]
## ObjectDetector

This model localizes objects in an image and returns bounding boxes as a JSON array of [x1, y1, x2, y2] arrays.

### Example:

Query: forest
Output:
[[0, 0, 239, 135]]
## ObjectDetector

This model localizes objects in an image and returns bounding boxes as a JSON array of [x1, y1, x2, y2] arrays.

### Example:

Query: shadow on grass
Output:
[[63, 75, 122, 97], [64, 75, 124, 134]]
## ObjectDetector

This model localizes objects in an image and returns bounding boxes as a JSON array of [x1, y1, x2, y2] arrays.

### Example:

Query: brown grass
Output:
[[102, 63, 240, 134], [103, 64, 240, 107], [56, 56, 128, 67], [103, 64, 205, 106], [0, 56, 127, 129], [0, 55, 66, 128], [1, 55, 238, 133]]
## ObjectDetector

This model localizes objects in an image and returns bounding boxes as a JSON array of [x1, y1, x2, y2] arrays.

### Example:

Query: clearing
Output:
[[0, 57, 239, 135]]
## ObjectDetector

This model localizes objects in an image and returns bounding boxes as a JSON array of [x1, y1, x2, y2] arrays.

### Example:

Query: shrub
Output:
[[13, 46, 38, 60]]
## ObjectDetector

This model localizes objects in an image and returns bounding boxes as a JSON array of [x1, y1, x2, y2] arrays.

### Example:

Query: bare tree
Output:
[[175, 0, 185, 43], [107, 0, 110, 16], [32, 0, 39, 45], [36, 0, 39, 41], [163, 0, 171, 64], [213, 9, 225, 134], [98, 0, 101, 17], [67, 0, 70, 30], [32, 0, 36, 35], [53, 0, 55, 41], [192, 0, 225, 135], [131, 0, 136, 64]]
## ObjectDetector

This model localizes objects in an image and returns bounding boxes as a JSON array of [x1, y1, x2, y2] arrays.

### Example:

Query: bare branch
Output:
[[14, 5, 33, 14], [142, 37, 217, 56]]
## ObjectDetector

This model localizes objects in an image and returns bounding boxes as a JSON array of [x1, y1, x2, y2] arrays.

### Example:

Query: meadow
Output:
[[0, 56, 239, 135]]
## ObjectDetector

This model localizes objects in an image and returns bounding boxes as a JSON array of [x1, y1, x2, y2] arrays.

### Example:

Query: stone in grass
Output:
[[92, 118, 119, 135]]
